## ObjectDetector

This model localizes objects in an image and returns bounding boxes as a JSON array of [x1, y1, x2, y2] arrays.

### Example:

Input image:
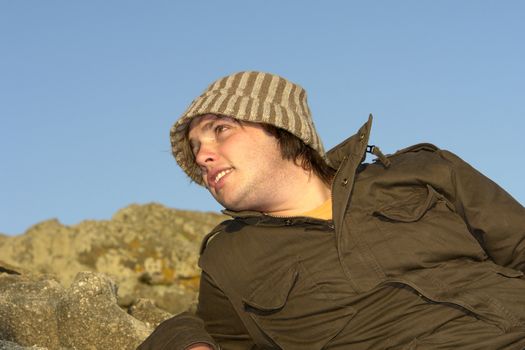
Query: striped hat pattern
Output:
[[170, 71, 325, 185]]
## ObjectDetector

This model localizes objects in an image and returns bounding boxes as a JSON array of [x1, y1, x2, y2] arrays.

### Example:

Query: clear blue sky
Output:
[[1, 1, 523, 235]]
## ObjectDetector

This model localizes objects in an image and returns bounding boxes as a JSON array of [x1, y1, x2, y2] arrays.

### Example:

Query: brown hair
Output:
[[186, 115, 335, 185], [262, 124, 335, 186]]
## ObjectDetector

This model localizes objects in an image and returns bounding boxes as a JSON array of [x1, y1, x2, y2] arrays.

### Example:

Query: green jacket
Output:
[[139, 117, 525, 349]]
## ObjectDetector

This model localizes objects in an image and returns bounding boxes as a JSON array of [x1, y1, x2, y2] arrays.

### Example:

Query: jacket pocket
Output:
[[403, 260, 525, 332], [242, 262, 355, 350], [373, 184, 448, 222], [490, 264, 524, 278], [369, 184, 487, 274]]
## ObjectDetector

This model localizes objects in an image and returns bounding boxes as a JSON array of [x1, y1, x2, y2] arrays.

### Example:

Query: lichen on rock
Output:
[[0, 203, 227, 349]]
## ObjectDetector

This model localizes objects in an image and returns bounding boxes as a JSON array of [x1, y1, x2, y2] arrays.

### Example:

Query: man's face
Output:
[[188, 114, 292, 212]]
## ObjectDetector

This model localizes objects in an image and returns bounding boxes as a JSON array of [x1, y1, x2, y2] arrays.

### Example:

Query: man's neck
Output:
[[263, 170, 332, 217]]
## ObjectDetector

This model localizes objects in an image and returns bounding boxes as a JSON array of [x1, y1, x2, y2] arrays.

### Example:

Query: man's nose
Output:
[[194, 143, 218, 166]]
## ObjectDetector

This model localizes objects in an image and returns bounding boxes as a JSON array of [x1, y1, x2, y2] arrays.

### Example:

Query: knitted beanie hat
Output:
[[170, 71, 325, 185]]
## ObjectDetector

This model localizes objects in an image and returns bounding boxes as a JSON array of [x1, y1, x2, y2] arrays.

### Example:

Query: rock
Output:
[[0, 203, 226, 314], [0, 260, 23, 275], [0, 273, 62, 349], [0, 203, 226, 348], [56, 272, 152, 349], [0, 271, 153, 349], [128, 298, 173, 328], [0, 340, 47, 349]]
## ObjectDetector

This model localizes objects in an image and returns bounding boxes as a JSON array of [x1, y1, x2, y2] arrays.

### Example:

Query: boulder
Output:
[[0, 203, 226, 314], [0, 273, 62, 348], [0, 270, 154, 349], [56, 272, 152, 349], [128, 298, 173, 329], [0, 340, 46, 350], [0, 203, 226, 348]]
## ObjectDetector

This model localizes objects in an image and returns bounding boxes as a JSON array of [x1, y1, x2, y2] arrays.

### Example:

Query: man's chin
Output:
[[212, 191, 253, 212], [212, 195, 235, 210], [217, 198, 246, 212]]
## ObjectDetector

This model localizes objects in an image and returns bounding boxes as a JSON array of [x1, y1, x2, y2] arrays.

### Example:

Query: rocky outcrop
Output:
[[0, 340, 46, 350], [0, 272, 63, 348], [0, 203, 227, 349], [0, 203, 226, 314], [0, 270, 151, 349]]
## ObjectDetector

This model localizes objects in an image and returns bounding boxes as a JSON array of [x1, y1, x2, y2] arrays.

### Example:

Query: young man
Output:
[[140, 71, 525, 349]]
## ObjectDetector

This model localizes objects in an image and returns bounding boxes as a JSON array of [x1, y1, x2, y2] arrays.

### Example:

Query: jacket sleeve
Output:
[[196, 271, 257, 349], [137, 311, 217, 350], [438, 149, 525, 271], [137, 271, 256, 350]]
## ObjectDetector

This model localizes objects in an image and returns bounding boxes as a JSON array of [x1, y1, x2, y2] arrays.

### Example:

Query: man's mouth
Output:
[[215, 169, 232, 183], [210, 168, 233, 187]]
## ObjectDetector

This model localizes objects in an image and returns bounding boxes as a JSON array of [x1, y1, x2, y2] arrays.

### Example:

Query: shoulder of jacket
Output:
[[390, 143, 441, 157], [199, 219, 235, 255]]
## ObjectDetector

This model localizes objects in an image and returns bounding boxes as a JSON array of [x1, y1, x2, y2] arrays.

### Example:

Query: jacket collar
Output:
[[326, 114, 373, 169], [330, 114, 373, 230], [222, 115, 374, 220]]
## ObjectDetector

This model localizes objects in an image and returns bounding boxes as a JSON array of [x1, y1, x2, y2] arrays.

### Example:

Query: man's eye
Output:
[[214, 124, 228, 134]]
